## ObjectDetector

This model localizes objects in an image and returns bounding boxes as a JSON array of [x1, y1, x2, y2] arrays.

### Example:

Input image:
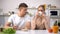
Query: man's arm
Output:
[[25, 21, 31, 29], [4, 22, 11, 29], [21, 21, 31, 31], [4, 15, 13, 29]]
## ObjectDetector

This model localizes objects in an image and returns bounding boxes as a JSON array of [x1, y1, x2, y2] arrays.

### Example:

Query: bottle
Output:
[[52, 21, 59, 33], [0, 25, 3, 32]]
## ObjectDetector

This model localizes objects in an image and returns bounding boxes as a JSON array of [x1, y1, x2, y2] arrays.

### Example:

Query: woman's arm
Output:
[[31, 17, 37, 30], [31, 20, 35, 30], [44, 16, 50, 29]]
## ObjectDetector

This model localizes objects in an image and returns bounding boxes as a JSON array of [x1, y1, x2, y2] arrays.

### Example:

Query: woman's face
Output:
[[37, 7, 45, 16], [38, 7, 44, 13]]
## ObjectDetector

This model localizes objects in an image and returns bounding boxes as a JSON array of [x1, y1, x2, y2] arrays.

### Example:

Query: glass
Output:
[[52, 26, 59, 33], [0, 28, 4, 32]]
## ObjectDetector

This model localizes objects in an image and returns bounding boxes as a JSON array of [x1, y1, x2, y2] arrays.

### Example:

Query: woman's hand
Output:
[[35, 12, 45, 18], [35, 12, 39, 19], [41, 13, 46, 18]]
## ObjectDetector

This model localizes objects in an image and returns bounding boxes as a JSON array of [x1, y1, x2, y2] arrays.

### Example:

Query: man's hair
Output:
[[18, 3, 28, 8]]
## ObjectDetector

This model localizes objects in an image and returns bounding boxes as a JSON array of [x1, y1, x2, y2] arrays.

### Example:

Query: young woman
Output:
[[31, 5, 50, 30]]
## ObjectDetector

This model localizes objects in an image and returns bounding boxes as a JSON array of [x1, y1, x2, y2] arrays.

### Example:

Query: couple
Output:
[[4, 3, 50, 30]]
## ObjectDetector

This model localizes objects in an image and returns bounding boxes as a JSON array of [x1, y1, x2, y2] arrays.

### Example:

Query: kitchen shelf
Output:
[[28, 8, 37, 9], [0, 15, 10, 17], [49, 8, 60, 10], [50, 17, 60, 19]]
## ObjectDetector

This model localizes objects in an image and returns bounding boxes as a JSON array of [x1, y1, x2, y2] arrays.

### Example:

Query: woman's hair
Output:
[[18, 3, 28, 9], [38, 5, 46, 14], [38, 5, 45, 11]]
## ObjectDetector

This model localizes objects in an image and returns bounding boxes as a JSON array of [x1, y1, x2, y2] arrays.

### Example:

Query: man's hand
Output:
[[4, 22, 11, 29], [21, 27, 28, 31], [24, 21, 31, 30], [13, 25, 18, 30]]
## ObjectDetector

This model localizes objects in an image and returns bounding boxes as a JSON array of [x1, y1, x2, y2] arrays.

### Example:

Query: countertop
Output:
[[16, 30, 60, 34], [0, 30, 60, 34]]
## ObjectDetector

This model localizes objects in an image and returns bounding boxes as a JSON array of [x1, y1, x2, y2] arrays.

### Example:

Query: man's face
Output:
[[19, 7, 27, 16]]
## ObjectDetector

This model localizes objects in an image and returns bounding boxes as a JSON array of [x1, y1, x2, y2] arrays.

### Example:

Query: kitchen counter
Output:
[[0, 30, 60, 34], [16, 30, 60, 34]]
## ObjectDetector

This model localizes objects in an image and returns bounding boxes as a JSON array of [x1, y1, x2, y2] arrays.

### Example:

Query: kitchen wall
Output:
[[0, 0, 3, 9], [0, 0, 60, 13], [0, 0, 60, 26]]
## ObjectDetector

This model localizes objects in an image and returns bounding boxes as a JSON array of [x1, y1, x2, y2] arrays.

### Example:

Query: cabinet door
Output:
[[0, 16, 5, 26]]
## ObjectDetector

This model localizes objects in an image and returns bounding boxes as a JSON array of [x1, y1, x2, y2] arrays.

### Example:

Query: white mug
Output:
[[39, 12, 42, 16]]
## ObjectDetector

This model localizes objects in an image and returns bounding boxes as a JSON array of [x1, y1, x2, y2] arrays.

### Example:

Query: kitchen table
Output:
[[16, 30, 60, 34]]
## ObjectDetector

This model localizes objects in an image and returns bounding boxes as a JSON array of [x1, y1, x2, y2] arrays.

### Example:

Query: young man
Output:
[[4, 3, 31, 30], [31, 5, 50, 30]]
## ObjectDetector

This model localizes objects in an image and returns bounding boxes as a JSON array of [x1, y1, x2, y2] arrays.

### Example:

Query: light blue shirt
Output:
[[8, 14, 31, 29]]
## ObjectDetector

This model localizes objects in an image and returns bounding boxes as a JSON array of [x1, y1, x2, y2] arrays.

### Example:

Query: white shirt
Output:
[[8, 14, 31, 29]]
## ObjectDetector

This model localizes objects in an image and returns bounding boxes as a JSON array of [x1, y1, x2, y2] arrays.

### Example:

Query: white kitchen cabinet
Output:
[[0, 15, 10, 26]]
